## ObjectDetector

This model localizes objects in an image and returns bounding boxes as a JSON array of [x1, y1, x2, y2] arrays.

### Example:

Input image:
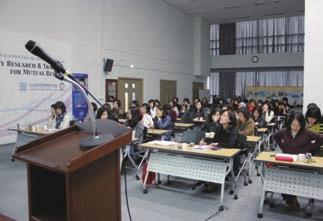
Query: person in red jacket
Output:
[[273, 111, 323, 211]]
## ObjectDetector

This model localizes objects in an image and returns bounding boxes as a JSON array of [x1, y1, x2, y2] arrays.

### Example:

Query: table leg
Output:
[[257, 189, 266, 218], [142, 163, 150, 194], [229, 158, 238, 200]]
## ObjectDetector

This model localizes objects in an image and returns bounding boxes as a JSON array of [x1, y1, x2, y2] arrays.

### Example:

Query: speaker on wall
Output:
[[104, 59, 114, 72]]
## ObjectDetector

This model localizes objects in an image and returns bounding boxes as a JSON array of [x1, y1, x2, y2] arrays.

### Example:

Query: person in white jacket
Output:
[[140, 103, 154, 128], [148, 99, 157, 118], [262, 102, 274, 123], [54, 101, 71, 129]]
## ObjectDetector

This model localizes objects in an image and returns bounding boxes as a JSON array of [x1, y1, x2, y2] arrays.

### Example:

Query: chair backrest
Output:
[[181, 114, 194, 123], [181, 128, 205, 144], [237, 133, 248, 150]]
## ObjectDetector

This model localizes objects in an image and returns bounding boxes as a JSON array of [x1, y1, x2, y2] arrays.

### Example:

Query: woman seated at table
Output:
[[47, 103, 57, 129], [237, 108, 255, 136], [305, 106, 321, 133], [201, 108, 221, 133], [262, 101, 275, 124], [273, 112, 323, 211], [111, 99, 125, 119], [96, 107, 109, 119], [277, 101, 287, 116], [200, 109, 240, 148], [154, 105, 174, 141], [140, 103, 154, 129], [168, 100, 179, 117], [253, 106, 266, 128], [193, 101, 205, 119], [199, 109, 243, 192], [54, 101, 71, 129], [125, 107, 145, 143]]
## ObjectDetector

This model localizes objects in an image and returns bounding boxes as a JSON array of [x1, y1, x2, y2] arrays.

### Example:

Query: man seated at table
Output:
[[273, 112, 323, 211]]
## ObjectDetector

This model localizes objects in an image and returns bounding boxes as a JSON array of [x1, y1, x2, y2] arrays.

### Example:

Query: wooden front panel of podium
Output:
[[13, 121, 132, 221]]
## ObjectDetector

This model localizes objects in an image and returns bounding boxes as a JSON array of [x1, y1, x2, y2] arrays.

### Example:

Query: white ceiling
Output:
[[163, 0, 304, 24]]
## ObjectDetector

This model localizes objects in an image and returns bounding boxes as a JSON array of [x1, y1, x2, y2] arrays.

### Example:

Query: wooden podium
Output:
[[13, 119, 132, 221]]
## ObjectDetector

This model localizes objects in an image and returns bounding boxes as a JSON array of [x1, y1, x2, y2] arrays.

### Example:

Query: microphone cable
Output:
[[122, 152, 134, 221]]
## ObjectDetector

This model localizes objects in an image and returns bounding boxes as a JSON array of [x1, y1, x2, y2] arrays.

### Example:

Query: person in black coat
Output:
[[201, 108, 221, 133]]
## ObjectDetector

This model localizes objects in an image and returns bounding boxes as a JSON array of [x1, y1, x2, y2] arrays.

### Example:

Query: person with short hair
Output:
[[54, 101, 71, 129], [96, 107, 108, 119], [47, 103, 57, 129]]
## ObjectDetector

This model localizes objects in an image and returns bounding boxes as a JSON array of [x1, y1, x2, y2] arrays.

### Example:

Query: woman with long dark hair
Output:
[[274, 112, 323, 211]]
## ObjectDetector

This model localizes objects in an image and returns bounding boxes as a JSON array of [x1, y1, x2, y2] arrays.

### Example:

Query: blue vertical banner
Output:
[[72, 73, 88, 122]]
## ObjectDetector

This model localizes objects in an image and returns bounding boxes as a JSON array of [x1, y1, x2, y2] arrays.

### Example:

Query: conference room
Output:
[[1, 0, 323, 221]]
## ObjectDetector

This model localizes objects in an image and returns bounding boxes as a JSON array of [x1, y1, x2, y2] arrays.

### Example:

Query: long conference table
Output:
[[139, 141, 241, 211]]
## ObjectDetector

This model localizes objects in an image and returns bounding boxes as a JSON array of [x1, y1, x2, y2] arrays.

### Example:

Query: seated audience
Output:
[[237, 108, 255, 136], [262, 101, 275, 123], [47, 103, 57, 129], [172, 97, 181, 113], [180, 98, 193, 118], [140, 103, 154, 128], [169, 100, 179, 117], [131, 100, 140, 108], [274, 112, 323, 211], [154, 99, 161, 106], [193, 101, 205, 119], [277, 101, 287, 116], [54, 101, 71, 129], [253, 106, 266, 128], [200, 109, 240, 148], [201, 97, 210, 108], [154, 105, 174, 141], [148, 99, 157, 118], [201, 108, 221, 133], [112, 99, 124, 119], [96, 107, 109, 119], [125, 107, 145, 143], [305, 106, 322, 133], [248, 99, 256, 114]]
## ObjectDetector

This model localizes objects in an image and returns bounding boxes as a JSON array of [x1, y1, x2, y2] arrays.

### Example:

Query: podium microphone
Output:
[[25, 40, 113, 149], [54, 73, 113, 149], [25, 40, 118, 122]]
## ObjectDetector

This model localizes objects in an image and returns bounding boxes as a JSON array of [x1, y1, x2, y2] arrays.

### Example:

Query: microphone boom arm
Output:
[[62, 75, 97, 138]]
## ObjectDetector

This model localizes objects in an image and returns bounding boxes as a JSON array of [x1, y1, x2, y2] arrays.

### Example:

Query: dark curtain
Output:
[[219, 23, 236, 98]]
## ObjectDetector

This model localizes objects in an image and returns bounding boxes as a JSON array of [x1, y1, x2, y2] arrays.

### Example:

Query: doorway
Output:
[[117, 78, 143, 112], [160, 80, 177, 106], [192, 82, 204, 100]]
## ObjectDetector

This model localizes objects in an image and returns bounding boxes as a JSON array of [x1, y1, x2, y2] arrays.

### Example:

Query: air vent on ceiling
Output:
[[224, 16, 252, 20], [223, 5, 241, 10], [254, 2, 267, 6], [264, 12, 285, 17]]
